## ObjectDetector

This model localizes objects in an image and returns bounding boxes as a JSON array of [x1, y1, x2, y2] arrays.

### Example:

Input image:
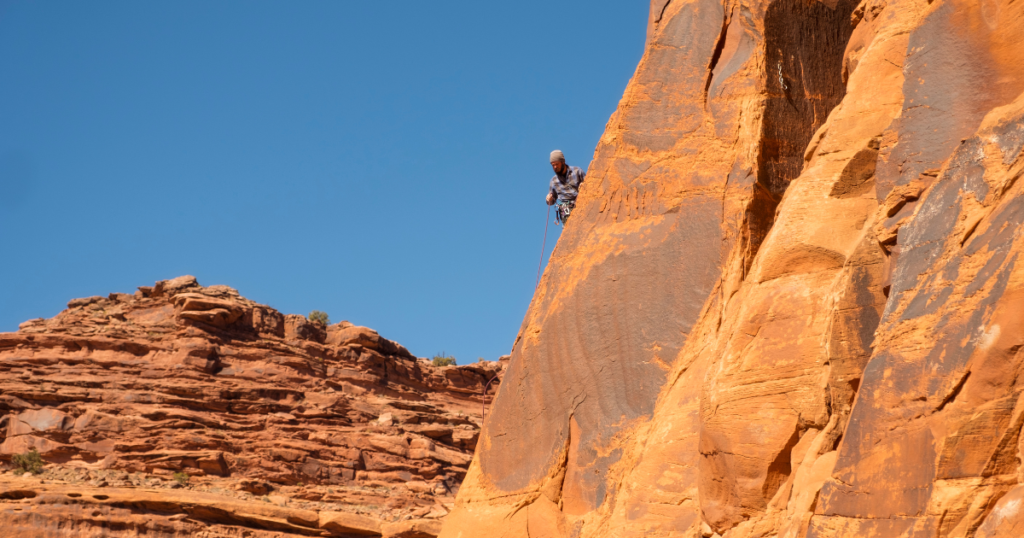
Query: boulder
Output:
[[285, 314, 327, 343], [327, 324, 413, 359], [318, 511, 382, 535], [382, 518, 442, 538]]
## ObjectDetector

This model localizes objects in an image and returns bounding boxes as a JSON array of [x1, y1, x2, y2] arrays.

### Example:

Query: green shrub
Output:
[[172, 472, 190, 486], [432, 353, 457, 367], [308, 310, 330, 326], [12, 448, 43, 475]]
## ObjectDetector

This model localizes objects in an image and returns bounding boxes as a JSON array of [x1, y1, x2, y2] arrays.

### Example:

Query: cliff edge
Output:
[[443, 0, 1024, 536]]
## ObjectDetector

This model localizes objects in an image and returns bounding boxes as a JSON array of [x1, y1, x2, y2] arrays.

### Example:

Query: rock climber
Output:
[[545, 149, 585, 225]]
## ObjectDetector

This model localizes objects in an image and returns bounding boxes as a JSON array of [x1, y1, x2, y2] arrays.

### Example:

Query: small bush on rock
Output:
[[12, 448, 43, 475], [432, 353, 457, 367], [173, 472, 190, 486], [308, 310, 330, 326]]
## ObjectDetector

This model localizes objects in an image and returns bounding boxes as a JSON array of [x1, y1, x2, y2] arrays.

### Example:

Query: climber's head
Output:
[[550, 150, 566, 174]]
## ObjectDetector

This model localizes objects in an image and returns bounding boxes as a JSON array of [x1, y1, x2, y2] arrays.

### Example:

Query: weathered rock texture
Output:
[[443, 0, 1024, 536], [0, 276, 505, 537]]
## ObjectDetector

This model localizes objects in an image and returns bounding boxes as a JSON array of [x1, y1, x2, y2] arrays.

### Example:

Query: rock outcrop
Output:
[[0, 276, 505, 537], [443, 0, 1024, 537]]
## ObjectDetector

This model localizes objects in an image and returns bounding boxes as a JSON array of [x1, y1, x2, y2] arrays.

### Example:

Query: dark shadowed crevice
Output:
[[760, 0, 857, 196], [655, 0, 673, 24], [742, 182, 779, 278], [703, 10, 731, 108], [935, 371, 970, 412], [762, 427, 801, 502], [0, 490, 37, 500], [742, 0, 858, 272]]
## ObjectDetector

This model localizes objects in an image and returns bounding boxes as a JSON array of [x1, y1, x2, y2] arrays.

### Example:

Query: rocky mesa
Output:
[[442, 0, 1024, 537], [0, 275, 505, 538]]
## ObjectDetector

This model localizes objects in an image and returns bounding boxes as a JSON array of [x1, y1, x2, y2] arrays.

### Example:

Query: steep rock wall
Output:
[[443, 0, 1024, 536], [445, 0, 857, 533]]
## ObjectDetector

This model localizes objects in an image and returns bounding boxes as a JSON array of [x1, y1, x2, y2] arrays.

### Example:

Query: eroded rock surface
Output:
[[443, 0, 1024, 536], [0, 276, 505, 537]]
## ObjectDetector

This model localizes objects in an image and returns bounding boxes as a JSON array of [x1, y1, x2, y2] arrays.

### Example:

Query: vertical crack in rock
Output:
[[740, 182, 780, 279], [655, 0, 673, 23], [697, 0, 860, 534], [934, 371, 970, 413], [761, 1, 856, 182], [647, 0, 675, 47], [762, 427, 801, 502], [752, 0, 857, 254], [703, 9, 732, 109]]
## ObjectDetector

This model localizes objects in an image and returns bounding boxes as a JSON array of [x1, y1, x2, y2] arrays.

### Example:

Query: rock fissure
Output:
[[703, 7, 733, 109]]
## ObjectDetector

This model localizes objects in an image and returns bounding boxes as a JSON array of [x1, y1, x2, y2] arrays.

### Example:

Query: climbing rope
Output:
[[536, 205, 551, 289], [481, 375, 499, 422]]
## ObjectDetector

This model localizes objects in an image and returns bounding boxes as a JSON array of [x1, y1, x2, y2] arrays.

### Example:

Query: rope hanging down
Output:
[[536, 205, 551, 289], [481, 375, 499, 421]]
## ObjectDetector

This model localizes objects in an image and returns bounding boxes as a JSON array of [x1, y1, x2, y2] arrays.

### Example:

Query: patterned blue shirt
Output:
[[549, 166, 586, 204]]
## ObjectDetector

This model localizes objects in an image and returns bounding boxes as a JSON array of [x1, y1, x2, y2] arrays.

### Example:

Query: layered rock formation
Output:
[[0, 276, 505, 537], [443, 0, 1024, 537]]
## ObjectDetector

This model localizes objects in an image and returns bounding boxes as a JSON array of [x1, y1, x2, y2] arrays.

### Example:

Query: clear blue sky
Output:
[[0, 1, 646, 362]]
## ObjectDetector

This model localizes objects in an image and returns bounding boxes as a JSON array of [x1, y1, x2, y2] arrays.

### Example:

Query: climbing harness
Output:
[[555, 201, 575, 226], [536, 205, 551, 289]]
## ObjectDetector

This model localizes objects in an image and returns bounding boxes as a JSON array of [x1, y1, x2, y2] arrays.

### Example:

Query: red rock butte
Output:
[[0, 275, 506, 537], [439, 0, 1024, 536]]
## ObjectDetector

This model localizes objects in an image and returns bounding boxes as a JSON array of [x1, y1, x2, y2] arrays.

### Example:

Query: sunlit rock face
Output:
[[442, 0, 1024, 535]]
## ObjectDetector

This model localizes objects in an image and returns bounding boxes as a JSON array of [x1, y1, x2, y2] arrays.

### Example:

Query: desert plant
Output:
[[172, 472, 190, 486], [308, 310, 330, 326], [12, 448, 43, 475], [432, 353, 456, 367]]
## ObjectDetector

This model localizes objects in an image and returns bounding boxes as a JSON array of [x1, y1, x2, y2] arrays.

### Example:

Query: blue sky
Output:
[[0, 1, 646, 362]]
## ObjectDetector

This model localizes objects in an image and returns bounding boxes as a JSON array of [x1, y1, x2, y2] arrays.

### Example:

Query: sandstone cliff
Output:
[[0, 276, 505, 537], [443, 0, 1024, 536]]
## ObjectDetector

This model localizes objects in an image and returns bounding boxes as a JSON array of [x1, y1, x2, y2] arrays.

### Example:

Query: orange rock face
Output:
[[0, 276, 504, 537], [443, 0, 1024, 536]]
